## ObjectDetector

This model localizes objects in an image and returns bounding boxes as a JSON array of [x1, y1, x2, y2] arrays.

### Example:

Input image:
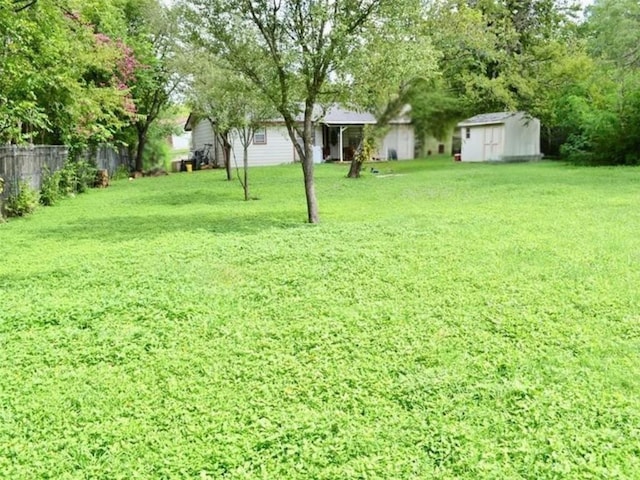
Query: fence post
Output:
[[0, 176, 4, 220]]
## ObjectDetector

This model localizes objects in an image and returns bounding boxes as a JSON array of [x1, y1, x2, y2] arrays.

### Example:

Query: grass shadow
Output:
[[36, 210, 307, 243]]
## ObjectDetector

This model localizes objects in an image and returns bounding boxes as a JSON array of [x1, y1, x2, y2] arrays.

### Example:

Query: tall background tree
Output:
[[421, 0, 586, 156], [181, 0, 403, 223], [555, 0, 640, 164], [0, 0, 181, 171], [123, 0, 184, 172], [185, 55, 238, 181], [341, 0, 439, 177], [0, 0, 137, 147]]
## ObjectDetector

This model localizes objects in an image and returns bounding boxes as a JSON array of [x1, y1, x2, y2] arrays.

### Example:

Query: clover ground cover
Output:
[[1, 159, 639, 478]]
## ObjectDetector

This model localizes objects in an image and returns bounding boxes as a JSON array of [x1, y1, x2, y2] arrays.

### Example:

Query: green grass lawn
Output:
[[2, 158, 640, 479]]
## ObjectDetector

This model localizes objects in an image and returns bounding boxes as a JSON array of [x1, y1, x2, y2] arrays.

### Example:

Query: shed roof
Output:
[[458, 111, 525, 127]]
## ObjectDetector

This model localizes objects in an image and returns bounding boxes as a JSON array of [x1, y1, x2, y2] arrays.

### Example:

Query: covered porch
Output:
[[321, 124, 369, 162], [317, 106, 379, 162]]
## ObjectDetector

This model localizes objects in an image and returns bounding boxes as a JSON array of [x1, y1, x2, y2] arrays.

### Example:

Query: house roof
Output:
[[319, 104, 411, 125], [280, 104, 411, 125], [185, 104, 412, 131], [457, 111, 525, 127], [184, 113, 195, 131], [320, 105, 377, 125]]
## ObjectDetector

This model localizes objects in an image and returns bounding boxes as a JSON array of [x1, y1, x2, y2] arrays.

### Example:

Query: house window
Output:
[[438, 144, 445, 154], [465, 127, 471, 139], [253, 127, 267, 145]]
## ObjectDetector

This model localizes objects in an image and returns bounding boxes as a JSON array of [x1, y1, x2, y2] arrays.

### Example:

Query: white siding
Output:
[[460, 112, 541, 162], [503, 115, 541, 158], [460, 125, 488, 162], [191, 119, 216, 151], [380, 124, 415, 160], [483, 125, 505, 161], [292, 127, 322, 162], [422, 132, 453, 156], [171, 132, 191, 150], [230, 125, 295, 167], [190, 119, 225, 165], [190, 119, 417, 165]]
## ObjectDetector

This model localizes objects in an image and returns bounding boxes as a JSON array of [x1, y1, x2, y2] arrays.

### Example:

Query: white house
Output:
[[169, 116, 191, 151], [184, 105, 416, 167], [318, 105, 414, 162], [457, 112, 542, 162]]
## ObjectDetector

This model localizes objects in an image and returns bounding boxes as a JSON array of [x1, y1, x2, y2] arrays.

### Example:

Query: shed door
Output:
[[483, 125, 503, 160]]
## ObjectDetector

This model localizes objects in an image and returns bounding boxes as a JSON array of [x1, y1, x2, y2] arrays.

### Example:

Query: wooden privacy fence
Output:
[[0, 145, 68, 199], [0, 145, 129, 200], [91, 145, 130, 177]]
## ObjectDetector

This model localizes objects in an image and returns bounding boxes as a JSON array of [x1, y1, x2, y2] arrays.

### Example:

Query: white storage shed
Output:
[[457, 112, 542, 162]]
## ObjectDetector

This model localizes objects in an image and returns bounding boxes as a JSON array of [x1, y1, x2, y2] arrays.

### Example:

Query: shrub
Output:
[[40, 167, 63, 206], [74, 160, 97, 193], [58, 160, 98, 195], [112, 164, 130, 181], [5, 182, 39, 217], [58, 162, 77, 196], [143, 117, 175, 171], [557, 70, 640, 165], [40, 159, 99, 208]]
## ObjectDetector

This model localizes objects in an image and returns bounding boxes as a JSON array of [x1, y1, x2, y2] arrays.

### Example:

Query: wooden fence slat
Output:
[[0, 145, 129, 200]]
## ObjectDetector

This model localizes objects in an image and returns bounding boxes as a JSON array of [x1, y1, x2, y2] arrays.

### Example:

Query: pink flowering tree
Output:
[[65, 26, 139, 148]]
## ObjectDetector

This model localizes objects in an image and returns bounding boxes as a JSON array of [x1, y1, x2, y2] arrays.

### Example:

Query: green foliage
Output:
[[2, 160, 640, 477], [39, 167, 63, 206], [39, 160, 99, 208], [342, 1, 438, 116], [554, 0, 640, 165], [112, 164, 131, 180], [139, 118, 175, 170], [123, 1, 182, 171], [355, 125, 377, 164], [587, 0, 640, 69], [424, 0, 583, 116], [74, 160, 98, 194], [58, 160, 99, 195], [408, 81, 466, 145], [5, 181, 38, 217], [0, 0, 139, 147]]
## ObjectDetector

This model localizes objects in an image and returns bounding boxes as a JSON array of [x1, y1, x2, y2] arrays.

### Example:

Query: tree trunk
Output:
[[282, 104, 319, 223], [134, 124, 148, 172], [216, 132, 233, 180], [348, 133, 368, 178], [347, 97, 407, 178], [348, 122, 386, 178], [223, 133, 232, 181], [302, 105, 319, 223], [300, 156, 318, 222], [347, 158, 363, 178], [243, 146, 249, 201]]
